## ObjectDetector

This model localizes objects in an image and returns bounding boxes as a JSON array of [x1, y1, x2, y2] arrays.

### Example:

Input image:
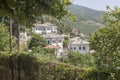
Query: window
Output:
[[70, 47, 72, 50], [36, 28, 38, 30], [74, 47, 76, 50], [39, 28, 41, 30], [48, 41, 50, 44], [53, 31, 56, 33], [47, 27, 50, 30], [83, 46, 85, 50], [53, 40, 56, 43], [79, 47, 81, 50], [44, 28, 45, 31], [59, 40, 62, 43]]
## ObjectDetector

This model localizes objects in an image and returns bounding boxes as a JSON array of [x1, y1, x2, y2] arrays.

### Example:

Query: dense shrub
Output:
[[28, 34, 47, 49], [0, 52, 119, 80], [0, 52, 84, 80], [64, 52, 95, 67]]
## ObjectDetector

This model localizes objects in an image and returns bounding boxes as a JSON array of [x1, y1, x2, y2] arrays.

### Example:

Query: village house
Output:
[[32, 22, 90, 56], [32, 22, 57, 35], [69, 37, 90, 54], [32, 22, 65, 57], [43, 34, 65, 57]]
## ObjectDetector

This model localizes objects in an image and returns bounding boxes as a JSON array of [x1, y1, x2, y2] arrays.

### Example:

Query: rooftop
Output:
[[43, 34, 65, 38], [44, 45, 60, 49], [33, 22, 57, 28], [70, 37, 89, 45]]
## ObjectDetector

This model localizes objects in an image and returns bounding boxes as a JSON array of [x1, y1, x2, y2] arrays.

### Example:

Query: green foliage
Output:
[[0, 52, 116, 80], [28, 34, 56, 57], [57, 21, 73, 34], [31, 47, 55, 55], [0, 0, 72, 26], [64, 36, 69, 41], [0, 22, 9, 51], [44, 48, 55, 54], [90, 10, 120, 69], [90, 7, 120, 79], [65, 52, 95, 67], [84, 68, 113, 80], [28, 34, 47, 49], [64, 4, 104, 34], [63, 40, 69, 48], [63, 36, 69, 48], [0, 53, 84, 80], [36, 15, 73, 34]]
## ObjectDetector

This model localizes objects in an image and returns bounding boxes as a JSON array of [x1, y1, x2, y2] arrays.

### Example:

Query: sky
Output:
[[72, 0, 120, 11]]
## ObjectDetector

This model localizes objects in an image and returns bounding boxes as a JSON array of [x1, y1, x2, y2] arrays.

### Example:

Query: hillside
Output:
[[34, 5, 105, 35], [63, 4, 105, 34]]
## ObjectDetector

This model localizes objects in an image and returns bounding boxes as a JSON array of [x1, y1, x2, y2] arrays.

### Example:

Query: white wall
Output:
[[55, 48, 62, 57], [45, 37, 64, 52], [51, 26, 57, 33], [32, 26, 57, 34], [69, 44, 89, 54], [46, 37, 63, 48]]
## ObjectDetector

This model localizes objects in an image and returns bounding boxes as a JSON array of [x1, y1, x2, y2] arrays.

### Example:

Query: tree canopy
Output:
[[28, 34, 47, 49], [0, 0, 71, 25], [90, 7, 120, 69], [0, 22, 9, 51]]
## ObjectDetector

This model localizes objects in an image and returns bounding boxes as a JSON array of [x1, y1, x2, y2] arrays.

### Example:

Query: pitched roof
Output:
[[43, 34, 65, 38], [33, 22, 56, 28], [44, 45, 60, 49], [70, 37, 89, 45]]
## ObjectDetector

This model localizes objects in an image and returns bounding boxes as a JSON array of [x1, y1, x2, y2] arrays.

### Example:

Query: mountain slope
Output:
[[64, 5, 104, 34]]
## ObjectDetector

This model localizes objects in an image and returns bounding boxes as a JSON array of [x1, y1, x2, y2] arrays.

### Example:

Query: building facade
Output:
[[32, 22, 65, 57], [43, 34, 65, 56], [32, 22, 57, 34], [69, 37, 90, 54]]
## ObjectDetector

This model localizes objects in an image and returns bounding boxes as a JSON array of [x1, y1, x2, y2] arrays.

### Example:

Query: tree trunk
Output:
[[9, 18, 14, 80], [9, 18, 12, 53], [17, 25, 21, 80], [18, 24, 20, 52], [17, 61, 21, 80], [10, 58, 14, 80], [4, 65, 7, 80]]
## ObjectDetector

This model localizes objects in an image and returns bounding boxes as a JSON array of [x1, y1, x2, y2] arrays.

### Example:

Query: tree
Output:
[[63, 36, 69, 48], [0, 0, 72, 52], [90, 7, 120, 79], [0, 0, 72, 26], [90, 6, 120, 67], [0, 1, 72, 80], [28, 34, 47, 50], [0, 22, 9, 51]]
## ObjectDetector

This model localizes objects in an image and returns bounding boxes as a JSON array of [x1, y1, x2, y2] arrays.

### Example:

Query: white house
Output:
[[32, 22, 57, 34], [69, 37, 90, 54], [43, 34, 65, 57], [32, 22, 67, 57]]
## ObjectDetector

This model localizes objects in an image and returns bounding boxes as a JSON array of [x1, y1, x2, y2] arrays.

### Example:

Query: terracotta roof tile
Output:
[[44, 45, 60, 49]]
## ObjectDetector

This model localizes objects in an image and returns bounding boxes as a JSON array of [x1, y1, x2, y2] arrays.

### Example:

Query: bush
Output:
[[0, 52, 119, 80], [28, 34, 47, 49], [64, 52, 95, 67], [0, 52, 85, 80]]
